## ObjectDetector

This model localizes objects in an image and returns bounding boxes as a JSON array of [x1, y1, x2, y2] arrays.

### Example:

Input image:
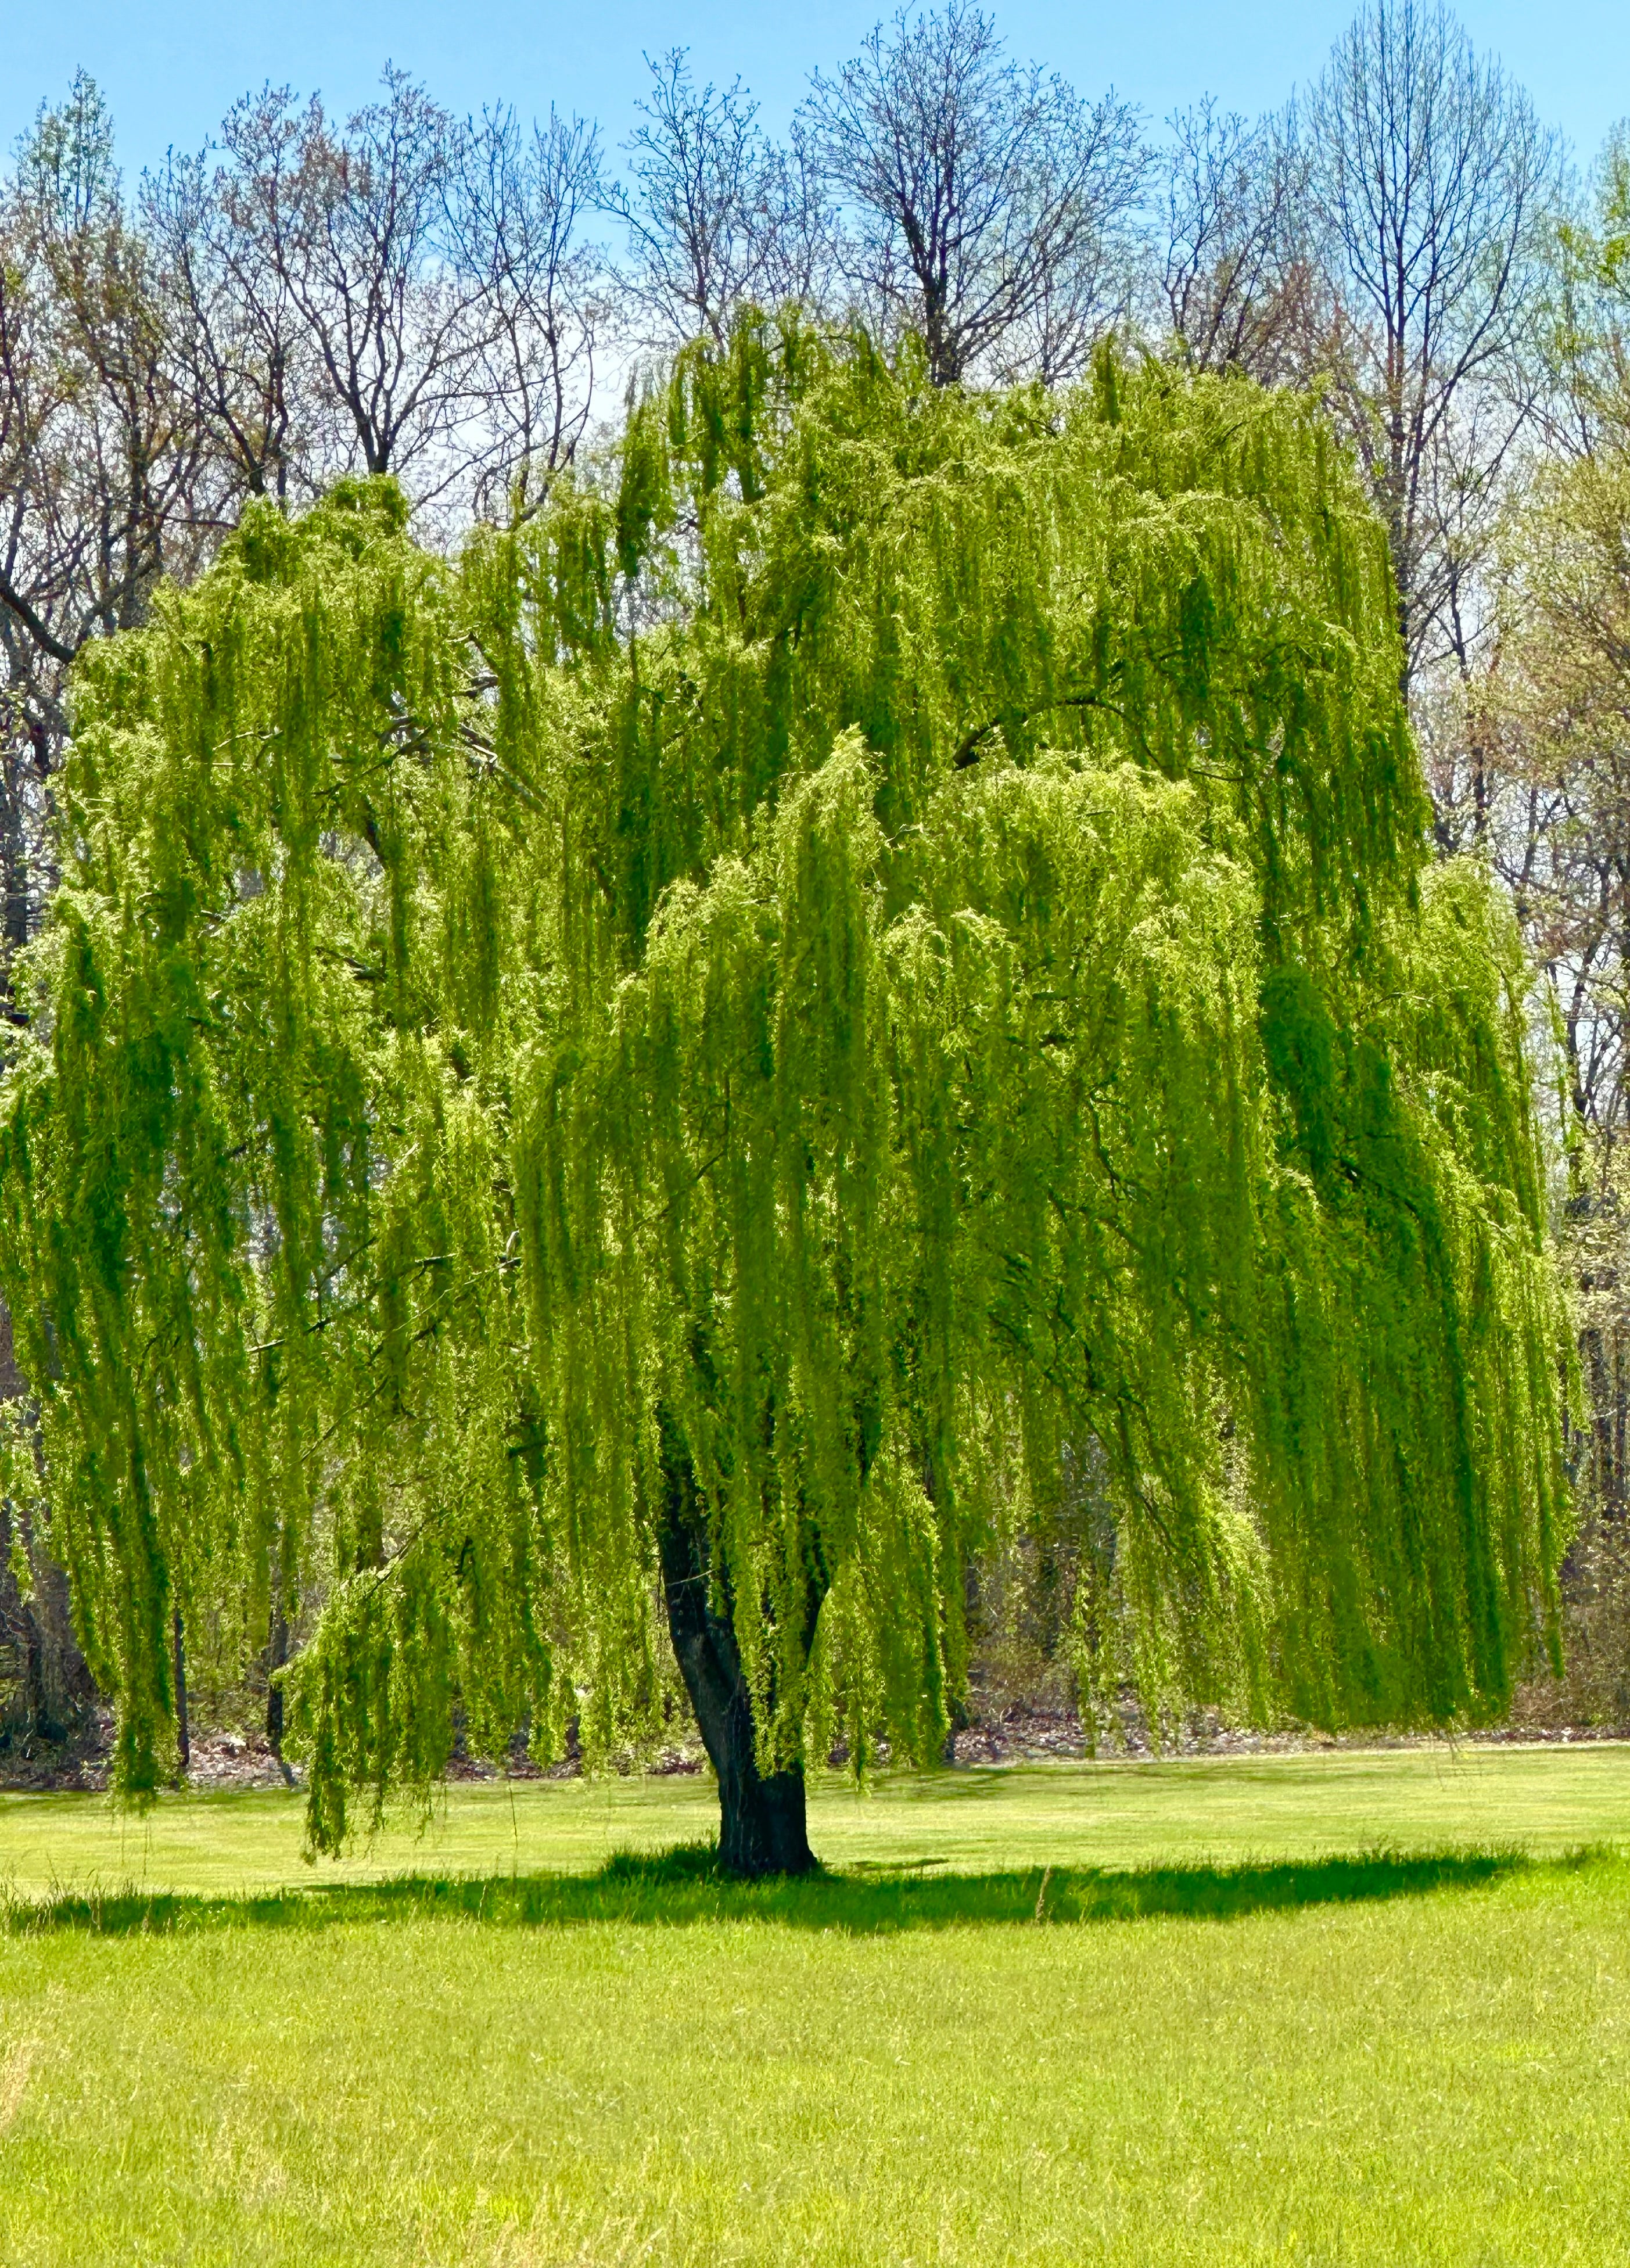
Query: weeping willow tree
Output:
[[0, 322, 1571, 1872]]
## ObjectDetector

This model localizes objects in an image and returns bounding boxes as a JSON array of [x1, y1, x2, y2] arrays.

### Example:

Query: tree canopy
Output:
[[0, 321, 1570, 1862]]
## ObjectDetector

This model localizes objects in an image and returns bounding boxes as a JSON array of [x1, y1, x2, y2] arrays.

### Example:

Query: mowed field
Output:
[[1, 1746, 1627, 2266]]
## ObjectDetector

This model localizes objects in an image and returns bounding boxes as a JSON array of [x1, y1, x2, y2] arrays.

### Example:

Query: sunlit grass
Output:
[[1, 1746, 1627, 2265], [4, 1739, 1627, 1898]]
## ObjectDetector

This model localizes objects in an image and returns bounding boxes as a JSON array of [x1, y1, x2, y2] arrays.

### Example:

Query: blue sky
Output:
[[1, 1, 1624, 181]]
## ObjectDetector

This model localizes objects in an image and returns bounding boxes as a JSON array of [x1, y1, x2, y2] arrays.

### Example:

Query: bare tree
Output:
[[0, 75, 220, 967], [151, 81, 606, 530], [142, 92, 328, 507], [801, 2, 1146, 386], [1485, 446, 1630, 1150], [213, 71, 489, 500], [451, 105, 604, 522], [3, 76, 216, 646], [608, 51, 838, 350], [1297, 0, 1560, 693], [1538, 125, 1630, 465], [1155, 100, 1312, 382]]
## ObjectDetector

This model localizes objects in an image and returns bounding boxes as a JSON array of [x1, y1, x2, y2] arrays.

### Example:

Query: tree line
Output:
[[1, 0, 1627, 1752], [0, 6, 1585, 892]]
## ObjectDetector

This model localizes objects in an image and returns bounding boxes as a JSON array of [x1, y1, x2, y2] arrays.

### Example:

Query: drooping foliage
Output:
[[0, 322, 1571, 1837]]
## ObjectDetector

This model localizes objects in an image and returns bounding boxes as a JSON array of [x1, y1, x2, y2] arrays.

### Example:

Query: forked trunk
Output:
[[658, 1441, 816, 1878]]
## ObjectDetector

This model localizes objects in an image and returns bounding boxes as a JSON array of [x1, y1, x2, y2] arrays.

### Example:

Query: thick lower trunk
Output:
[[716, 1759, 813, 1878], [658, 1438, 816, 1878]]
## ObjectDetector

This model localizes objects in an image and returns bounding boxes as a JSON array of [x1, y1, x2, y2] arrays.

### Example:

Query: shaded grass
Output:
[[1, 1839, 1558, 1937]]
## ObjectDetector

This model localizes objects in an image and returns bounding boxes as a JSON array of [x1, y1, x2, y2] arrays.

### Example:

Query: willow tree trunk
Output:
[[171, 1609, 189, 1772], [0, 1300, 94, 1748], [265, 1605, 296, 1785], [657, 1441, 816, 1877]]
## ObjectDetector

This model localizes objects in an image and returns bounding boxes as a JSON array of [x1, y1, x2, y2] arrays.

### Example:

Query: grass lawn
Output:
[[0, 1746, 1627, 2265]]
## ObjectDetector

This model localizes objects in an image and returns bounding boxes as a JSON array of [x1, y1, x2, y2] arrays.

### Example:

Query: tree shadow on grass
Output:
[[4, 1842, 1606, 1938]]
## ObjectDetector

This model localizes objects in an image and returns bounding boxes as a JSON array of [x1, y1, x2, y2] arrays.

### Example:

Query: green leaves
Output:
[[0, 326, 1571, 1838]]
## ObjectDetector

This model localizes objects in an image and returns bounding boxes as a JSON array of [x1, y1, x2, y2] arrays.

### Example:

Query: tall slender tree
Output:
[[1154, 100, 1312, 384], [803, 3, 1146, 385], [608, 52, 836, 353], [1296, 0, 1559, 710], [450, 105, 605, 525]]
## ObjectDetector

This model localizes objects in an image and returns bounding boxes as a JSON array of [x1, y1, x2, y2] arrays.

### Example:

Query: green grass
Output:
[[1, 1746, 1627, 2265]]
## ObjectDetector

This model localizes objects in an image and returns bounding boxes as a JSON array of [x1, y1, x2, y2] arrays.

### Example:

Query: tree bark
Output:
[[265, 1604, 296, 1785], [0, 1301, 93, 1749], [657, 1433, 816, 1878], [172, 1607, 190, 1773]]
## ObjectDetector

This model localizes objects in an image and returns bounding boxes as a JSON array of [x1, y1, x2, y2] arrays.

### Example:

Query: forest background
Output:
[[3, 0, 1628, 1765]]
